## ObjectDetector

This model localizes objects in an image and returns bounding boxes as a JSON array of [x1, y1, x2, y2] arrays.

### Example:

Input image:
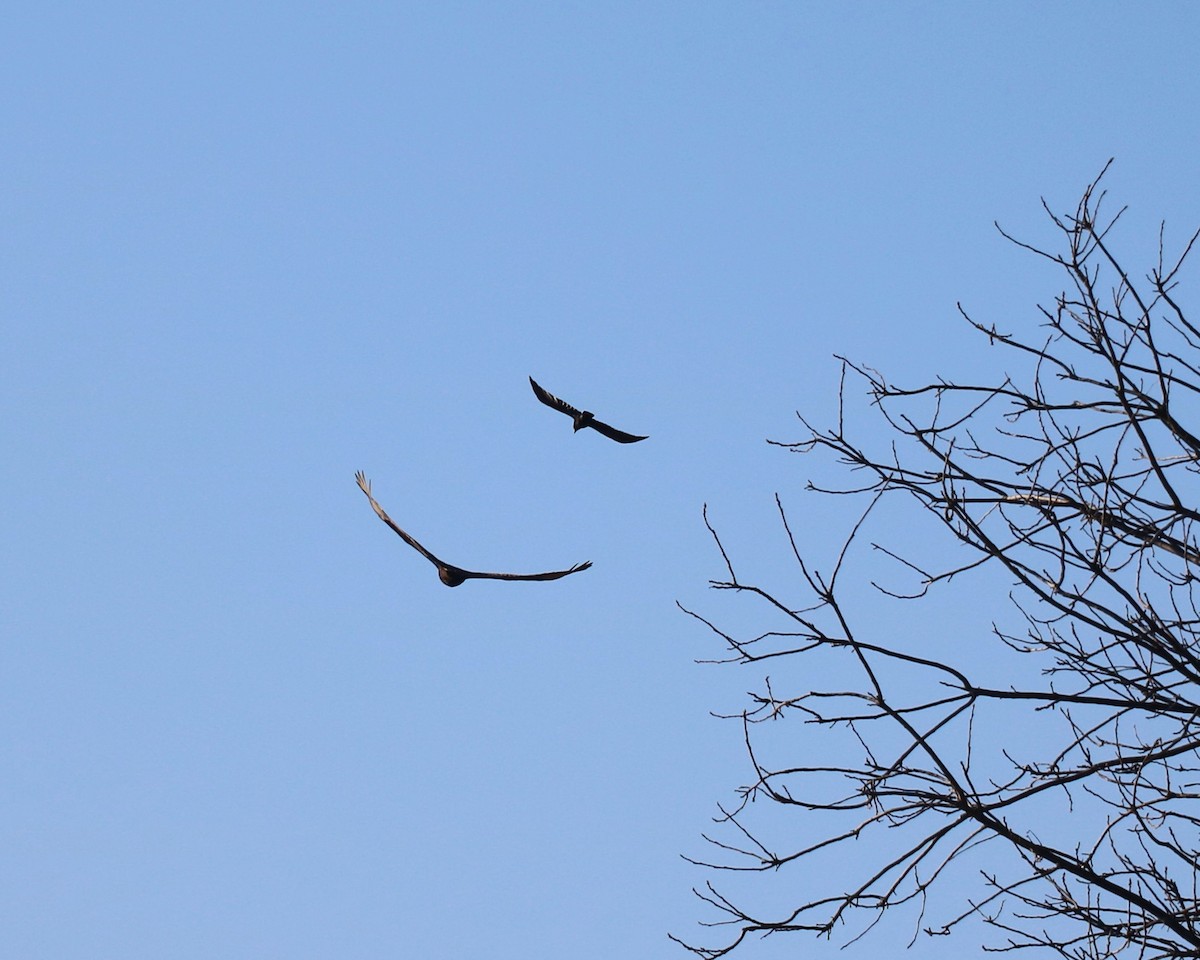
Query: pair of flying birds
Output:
[[356, 377, 645, 587]]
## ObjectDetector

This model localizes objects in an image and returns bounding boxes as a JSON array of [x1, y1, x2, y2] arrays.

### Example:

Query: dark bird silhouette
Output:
[[528, 377, 648, 443], [355, 471, 592, 587]]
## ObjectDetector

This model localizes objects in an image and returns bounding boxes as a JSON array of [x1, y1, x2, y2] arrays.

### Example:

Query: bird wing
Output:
[[586, 418, 649, 444], [461, 561, 593, 582], [355, 471, 447, 571], [529, 376, 583, 419]]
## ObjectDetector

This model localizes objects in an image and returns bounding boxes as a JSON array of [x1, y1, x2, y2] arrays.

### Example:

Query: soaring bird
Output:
[[528, 377, 648, 443], [355, 472, 592, 587]]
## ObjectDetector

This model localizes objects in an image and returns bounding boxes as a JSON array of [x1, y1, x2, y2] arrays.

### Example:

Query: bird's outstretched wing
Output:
[[355, 471, 448, 570], [586, 419, 649, 444], [460, 560, 593, 583], [528, 376, 648, 443], [529, 376, 583, 419], [355, 471, 592, 586]]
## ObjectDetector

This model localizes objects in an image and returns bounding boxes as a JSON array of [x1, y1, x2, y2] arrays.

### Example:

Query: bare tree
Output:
[[675, 164, 1200, 959]]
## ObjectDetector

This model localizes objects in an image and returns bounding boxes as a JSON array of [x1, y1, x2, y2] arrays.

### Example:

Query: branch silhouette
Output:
[[676, 165, 1200, 959]]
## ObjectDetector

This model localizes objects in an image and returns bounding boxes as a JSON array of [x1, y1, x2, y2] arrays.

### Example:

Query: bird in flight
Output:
[[528, 377, 648, 443], [355, 472, 592, 587]]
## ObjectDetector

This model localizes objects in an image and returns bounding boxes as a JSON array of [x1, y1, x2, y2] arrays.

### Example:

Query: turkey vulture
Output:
[[355, 471, 592, 587], [529, 377, 648, 444]]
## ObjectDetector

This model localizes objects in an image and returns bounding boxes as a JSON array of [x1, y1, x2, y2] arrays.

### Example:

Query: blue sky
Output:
[[4, 4, 1200, 958]]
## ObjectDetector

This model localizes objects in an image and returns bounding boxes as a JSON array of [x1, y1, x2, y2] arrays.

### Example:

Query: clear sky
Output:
[[4, 4, 1200, 958]]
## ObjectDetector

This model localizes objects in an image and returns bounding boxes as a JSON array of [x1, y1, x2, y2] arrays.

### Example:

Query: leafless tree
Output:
[[675, 164, 1200, 959]]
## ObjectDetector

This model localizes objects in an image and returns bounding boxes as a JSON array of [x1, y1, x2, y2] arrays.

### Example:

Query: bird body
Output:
[[571, 410, 596, 432], [529, 377, 647, 443], [355, 472, 591, 587]]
